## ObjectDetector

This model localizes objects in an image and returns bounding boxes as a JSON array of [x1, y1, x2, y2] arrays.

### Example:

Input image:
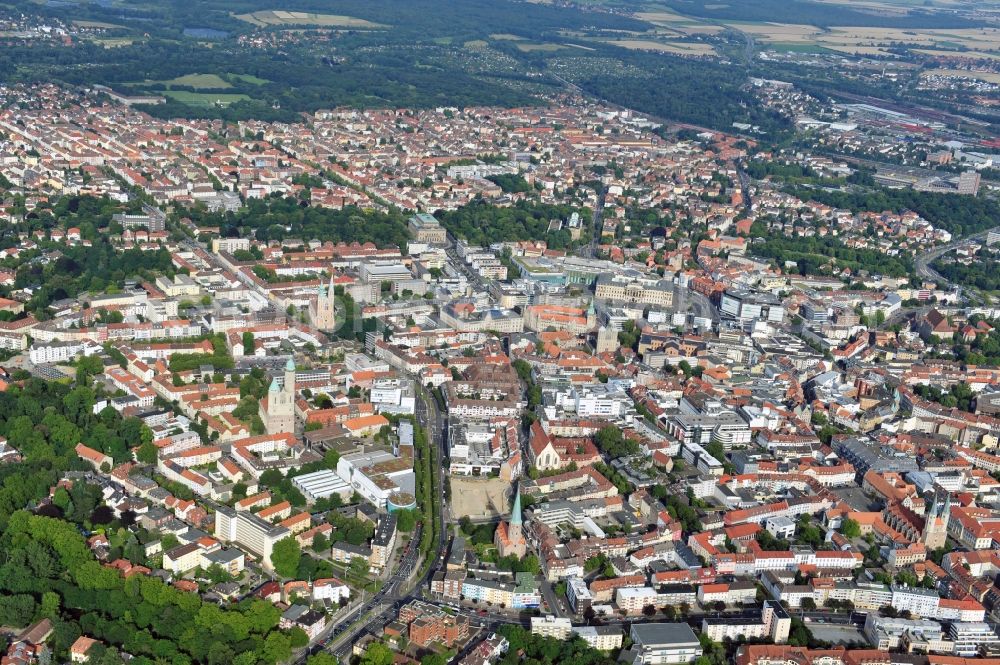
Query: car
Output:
[[478, 609, 488, 616]]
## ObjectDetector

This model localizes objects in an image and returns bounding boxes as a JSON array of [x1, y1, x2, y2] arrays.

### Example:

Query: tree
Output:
[[0, 594, 36, 627], [312, 533, 329, 552], [349, 556, 370, 578], [262, 632, 292, 664], [360, 642, 393, 665], [395, 509, 416, 533], [840, 518, 861, 539], [801, 597, 817, 611], [136, 441, 158, 465], [271, 537, 302, 578], [288, 627, 310, 648], [307, 655, 339, 665], [421, 654, 451, 665], [593, 426, 639, 459]]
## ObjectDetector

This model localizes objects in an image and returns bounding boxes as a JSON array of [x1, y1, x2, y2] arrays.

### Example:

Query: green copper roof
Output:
[[511, 487, 522, 526]]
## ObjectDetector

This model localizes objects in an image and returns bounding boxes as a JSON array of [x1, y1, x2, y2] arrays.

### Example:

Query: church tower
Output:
[[309, 277, 337, 330], [260, 358, 296, 434], [495, 485, 527, 558], [922, 493, 950, 550], [508, 486, 523, 545]]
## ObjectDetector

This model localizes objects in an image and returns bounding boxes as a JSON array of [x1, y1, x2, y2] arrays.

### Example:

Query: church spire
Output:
[[511, 486, 522, 526]]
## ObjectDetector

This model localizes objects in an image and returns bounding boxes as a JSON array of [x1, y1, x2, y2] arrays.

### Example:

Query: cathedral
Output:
[[259, 358, 296, 435], [494, 486, 527, 558]]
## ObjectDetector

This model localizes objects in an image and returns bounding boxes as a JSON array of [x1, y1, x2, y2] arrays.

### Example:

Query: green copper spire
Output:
[[269, 377, 281, 393], [511, 486, 522, 526]]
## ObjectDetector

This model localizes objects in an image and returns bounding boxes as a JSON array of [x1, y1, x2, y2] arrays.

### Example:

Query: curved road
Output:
[[913, 223, 1000, 305]]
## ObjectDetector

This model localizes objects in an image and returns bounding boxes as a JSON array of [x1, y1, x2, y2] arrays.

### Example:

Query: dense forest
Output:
[[572, 52, 792, 136], [751, 233, 913, 278], [944, 323, 1000, 367], [13, 243, 174, 316], [0, 511, 297, 665], [0, 196, 174, 316], [0, 377, 152, 530], [24, 0, 649, 43], [932, 253, 1000, 293], [433, 200, 587, 249], [193, 196, 412, 249], [193, 196, 592, 251], [782, 184, 1000, 238], [0, 0, 795, 133]]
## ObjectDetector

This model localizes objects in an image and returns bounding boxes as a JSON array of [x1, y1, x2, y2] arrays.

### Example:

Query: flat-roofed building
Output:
[[629, 623, 701, 664], [214, 504, 290, 571], [292, 469, 352, 503]]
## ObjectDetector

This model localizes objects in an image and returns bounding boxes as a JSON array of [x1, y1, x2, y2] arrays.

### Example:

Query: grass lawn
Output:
[[161, 90, 251, 107], [229, 73, 270, 85], [164, 73, 233, 89]]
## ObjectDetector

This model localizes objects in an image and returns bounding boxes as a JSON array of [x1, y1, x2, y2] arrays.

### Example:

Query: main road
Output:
[[297, 386, 449, 663], [913, 223, 1000, 306]]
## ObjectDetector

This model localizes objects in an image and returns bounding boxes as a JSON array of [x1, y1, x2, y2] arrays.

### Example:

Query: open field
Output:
[[72, 19, 124, 29], [922, 68, 1000, 83], [449, 477, 509, 519], [723, 22, 821, 43], [515, 42, 566, 52], [229, 73, 269, 85], [670, 23, 724, 35], [161, 90, 251, 107], [606, 39, 716, 55], [160, 73, 232, 89], [92, 38, 136, 48], [464, 39, 489, 49], [490, 33, 526, 40], [130, 73, 269, 90], [719, 21, 1000, 56], [635, 10, 693, 24], [765, 42, 835, 52], [916, 48, 1000, 61], [233, 10, 387, 28], [817, 0, 966, 7], [820, 26, 1000, 51]]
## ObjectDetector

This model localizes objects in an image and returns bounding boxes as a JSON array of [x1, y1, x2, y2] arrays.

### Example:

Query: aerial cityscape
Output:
[[7, 1, 1000, 665]]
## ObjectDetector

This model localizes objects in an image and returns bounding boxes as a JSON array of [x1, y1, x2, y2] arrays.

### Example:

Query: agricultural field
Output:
[[718, 22, 1000, 57], [605, 39, 716, 55], [71, 20, 125, 29], [233, 10, 387, 29], [514, 42, 567, 52], [916, 48, 1000, 61], [922, 68, 1000, 84]]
